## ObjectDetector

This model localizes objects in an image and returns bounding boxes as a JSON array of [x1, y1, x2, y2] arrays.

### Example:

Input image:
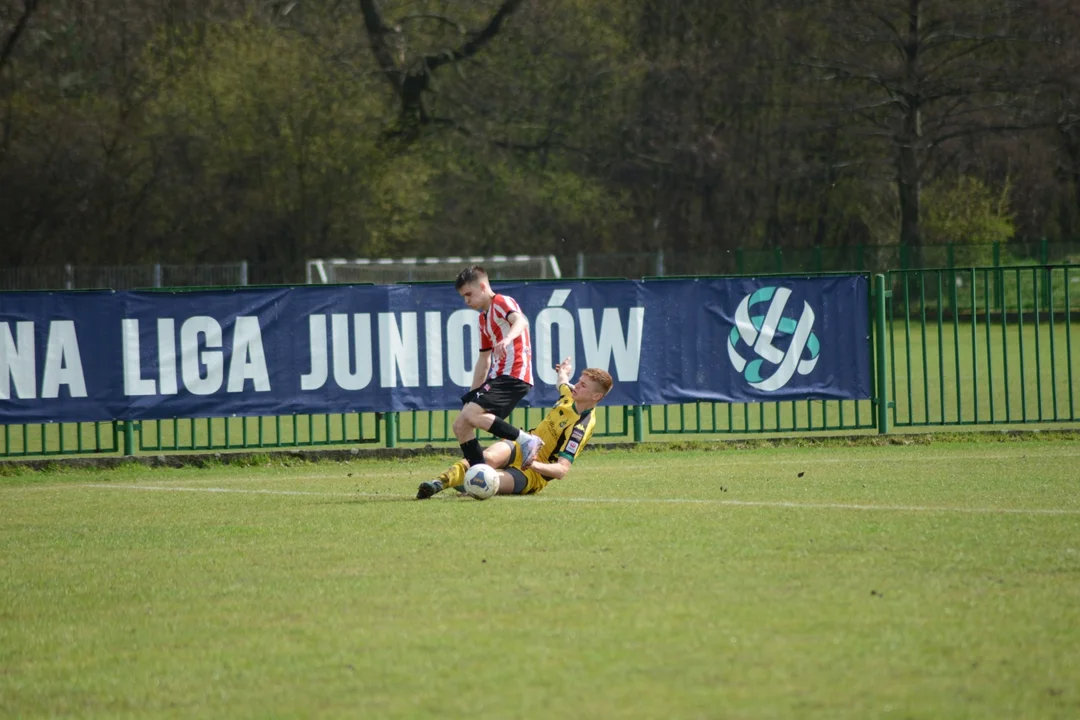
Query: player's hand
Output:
[[555, 356, 572, 377], [492, 339, 509, 361]]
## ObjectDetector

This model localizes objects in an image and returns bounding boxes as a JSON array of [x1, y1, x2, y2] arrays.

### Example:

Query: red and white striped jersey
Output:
[[479, 294, 534, 385]]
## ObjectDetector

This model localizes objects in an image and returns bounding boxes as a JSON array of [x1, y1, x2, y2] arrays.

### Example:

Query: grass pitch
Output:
[[2, 438, 1079, 718]]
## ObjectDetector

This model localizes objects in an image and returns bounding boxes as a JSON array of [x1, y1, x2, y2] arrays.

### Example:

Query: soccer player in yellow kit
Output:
[[416, 358, 613, 498]]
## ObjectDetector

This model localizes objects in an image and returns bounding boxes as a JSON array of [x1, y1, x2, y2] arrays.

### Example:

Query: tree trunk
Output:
[[897, 0, 923, 248], [897, 139, 921, 247]]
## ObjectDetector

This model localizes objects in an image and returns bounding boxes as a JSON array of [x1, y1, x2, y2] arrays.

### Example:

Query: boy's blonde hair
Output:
[[581, 368, 613, 396]]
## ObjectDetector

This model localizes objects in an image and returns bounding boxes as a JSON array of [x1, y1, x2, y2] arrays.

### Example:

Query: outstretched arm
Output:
[[555, 357, 572, 386], [527, 457, 572, 481]]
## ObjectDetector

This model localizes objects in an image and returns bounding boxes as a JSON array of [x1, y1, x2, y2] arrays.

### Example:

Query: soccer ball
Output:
[[463, 463, 500, 500]]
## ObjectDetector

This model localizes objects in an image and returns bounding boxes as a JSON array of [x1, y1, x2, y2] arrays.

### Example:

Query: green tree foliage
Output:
[[0, 0, 1076, 281], [139, 20, 423, 267], [922, 175, 1014, 264]]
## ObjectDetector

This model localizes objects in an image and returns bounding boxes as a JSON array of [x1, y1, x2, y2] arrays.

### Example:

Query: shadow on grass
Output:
[[317, 491, 498, 506]]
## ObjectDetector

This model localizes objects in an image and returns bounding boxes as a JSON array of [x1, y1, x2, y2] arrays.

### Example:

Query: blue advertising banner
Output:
[[0, 277, 870, 424]]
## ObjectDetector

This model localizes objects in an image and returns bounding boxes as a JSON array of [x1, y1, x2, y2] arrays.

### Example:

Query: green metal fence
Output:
[[567, 238, 1080, 278], [2, 421, 120, 458], [3, 266, 1078, 460], [884, 266, 1078, 428]]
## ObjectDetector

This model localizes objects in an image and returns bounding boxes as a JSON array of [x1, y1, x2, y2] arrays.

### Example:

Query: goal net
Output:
[[306, 255, 562, 284]]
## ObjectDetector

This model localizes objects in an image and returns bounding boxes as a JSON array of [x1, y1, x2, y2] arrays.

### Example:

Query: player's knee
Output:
[[452, 413, 475, 435]]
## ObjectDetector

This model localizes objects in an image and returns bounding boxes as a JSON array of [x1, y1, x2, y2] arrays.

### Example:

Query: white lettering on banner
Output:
[[446, 309, 479, 387], [425, 312, 443, 387], [122, 319, 156, 395], [180, 316, 223, 396], [122, 319, 181, 396], [301, 315, 328, 390], [1, 321, 36, 400], [41, 321, 87, 399], [578, 307, 645, 382], [533, 290, 647, 384], [332, 313, 372, 391], [158, 319, 178, 395], [535, 307, 575, 385], [227, 316, 270, 392], [378, 312, 419, 388], [121, 315, 267, 397]]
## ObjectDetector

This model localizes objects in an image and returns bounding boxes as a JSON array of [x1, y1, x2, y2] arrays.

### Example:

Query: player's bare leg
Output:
[[495, 470, 518, 495], [417, 441, 513, 500], [454, 402, 543, 469], [452, 403, 489, 443]]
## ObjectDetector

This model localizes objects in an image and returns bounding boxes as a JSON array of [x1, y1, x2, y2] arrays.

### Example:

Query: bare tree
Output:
[[806, 0, 1036, 246], [1029, 0, 1080, 232], [359, 0, 524, 136], [0, 0, 38, 78]]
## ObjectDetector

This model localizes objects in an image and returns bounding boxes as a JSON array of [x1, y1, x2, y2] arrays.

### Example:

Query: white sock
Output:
[[516, 429, 531, 441]]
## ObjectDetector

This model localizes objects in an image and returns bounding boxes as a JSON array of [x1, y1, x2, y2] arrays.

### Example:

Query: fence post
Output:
[[655, 250, 665, 277], [240, 260, 249, 286], [992, 244, 1004, 309], [64, 263, 74, 290], [385, 412, 398, 448], [152, 264, 162, 288], [122, 420, 136, 456], [874, 274, 890, 435], [1040, 238, 1051, 308], [575, 252, 585, 278], [632, 405, 645, 443]]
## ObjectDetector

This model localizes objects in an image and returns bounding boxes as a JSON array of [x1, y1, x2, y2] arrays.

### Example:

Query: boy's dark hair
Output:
[[454, 265, 488, 290]]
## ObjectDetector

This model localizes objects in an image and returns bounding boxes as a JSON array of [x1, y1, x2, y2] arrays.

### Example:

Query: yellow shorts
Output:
[[502, 440, 549, 495]]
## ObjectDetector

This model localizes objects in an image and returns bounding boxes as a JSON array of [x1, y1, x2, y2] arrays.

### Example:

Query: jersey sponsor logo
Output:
[[569, 426, 584, 442], [566, 440, 579, 453]]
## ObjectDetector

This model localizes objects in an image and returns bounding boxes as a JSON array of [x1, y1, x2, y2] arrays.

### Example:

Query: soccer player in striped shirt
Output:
[[422, 266, 544, 497]]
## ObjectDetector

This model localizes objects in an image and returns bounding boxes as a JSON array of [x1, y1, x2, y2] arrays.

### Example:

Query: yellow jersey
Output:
[[531, 383, 597, 468]]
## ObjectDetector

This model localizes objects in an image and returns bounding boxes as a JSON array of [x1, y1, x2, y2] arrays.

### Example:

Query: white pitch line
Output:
[[257, 451, 1080, 484], [607, 451, 1080, 472], [76, 483, 1080, 515], [536, 496, 1080, 515]]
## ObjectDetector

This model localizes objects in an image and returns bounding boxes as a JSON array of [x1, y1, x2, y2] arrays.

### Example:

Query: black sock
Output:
[[461, 439, 485, 467], [488, 417, 520, 441]]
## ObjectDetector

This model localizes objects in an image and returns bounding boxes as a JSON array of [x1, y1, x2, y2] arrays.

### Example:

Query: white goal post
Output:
[[305, 255, 562, 284]]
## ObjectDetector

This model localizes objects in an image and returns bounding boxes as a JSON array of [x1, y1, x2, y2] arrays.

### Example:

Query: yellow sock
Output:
[[438, 459, 468, 489]]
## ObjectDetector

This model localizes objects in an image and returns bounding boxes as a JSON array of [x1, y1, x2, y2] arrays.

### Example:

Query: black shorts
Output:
[[460, 376, 531, 420]]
